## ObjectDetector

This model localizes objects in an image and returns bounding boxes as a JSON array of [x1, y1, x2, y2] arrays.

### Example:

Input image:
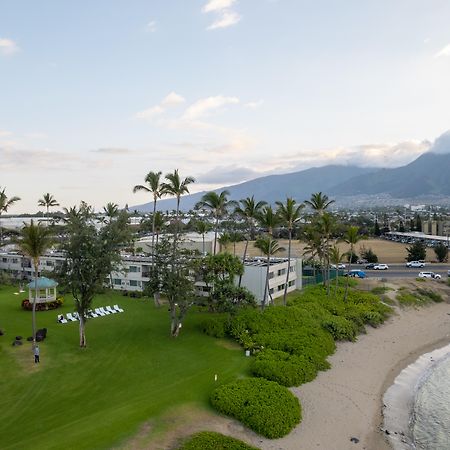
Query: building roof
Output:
[[27, 277, 58, 289]]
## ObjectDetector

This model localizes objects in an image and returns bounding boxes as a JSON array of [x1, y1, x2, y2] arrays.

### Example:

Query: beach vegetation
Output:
[[210, 377, 301, 438], [397, 288, 443, 307], [371, 286, 393, 295], [179, 431, 259, 450]]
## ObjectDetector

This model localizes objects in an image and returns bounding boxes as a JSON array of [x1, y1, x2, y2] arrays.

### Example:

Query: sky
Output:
[[1, 0, 450, 213]]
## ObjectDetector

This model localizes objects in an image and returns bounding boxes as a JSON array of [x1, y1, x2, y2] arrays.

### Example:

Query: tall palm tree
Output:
[[195, 190, 233, 255], [304, 192, 335, 215], [343, 225, 363, 301], [258, 206, 280, 236], [0, 187, 21, 246], [234, 196, 267, 285], [218, 232, 231, 253], [38, 193, 59, 225], [153, 211, 165, 247], [329, 244, 345, 297], [254, 235, 285, 310], [302, 226, 322, 282], [102, 202, 119, 222], [317, 212, 335, 295], [17, 220, 52, 347], [133, 171, 164, 265], [276, 198, 304, 305], [195, 220, 211, 255], [161, 170, 195, 251]]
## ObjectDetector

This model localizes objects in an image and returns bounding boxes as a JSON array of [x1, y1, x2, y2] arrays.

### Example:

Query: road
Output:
[[358, 263, 450, 279]]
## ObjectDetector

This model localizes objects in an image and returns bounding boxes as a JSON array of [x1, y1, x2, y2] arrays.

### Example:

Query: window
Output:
[[130, 280, 139, 287], [269, 288, 274, 295], [277, 284, 285, 291], [268, 272, 274, 279], [288, 280, 295, 287], [277, 268, 286, 276], [129, 266, 140, 273], [2, 258, 7, 263], [290, 266, 295, 272], [46, 261, 54, 266], [114, 278, 122, 285]]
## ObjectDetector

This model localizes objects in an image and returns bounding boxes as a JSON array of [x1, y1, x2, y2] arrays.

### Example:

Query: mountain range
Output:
[[132, 151, 450, 212]]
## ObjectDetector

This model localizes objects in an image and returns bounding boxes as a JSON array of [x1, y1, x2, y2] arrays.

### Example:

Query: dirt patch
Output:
[[5, 341, 43, 374], [215, 339, 242, 351], [116, 403, 259, 450]]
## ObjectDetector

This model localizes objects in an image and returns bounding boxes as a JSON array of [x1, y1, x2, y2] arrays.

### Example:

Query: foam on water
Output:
[[382, 343, 450, 450]]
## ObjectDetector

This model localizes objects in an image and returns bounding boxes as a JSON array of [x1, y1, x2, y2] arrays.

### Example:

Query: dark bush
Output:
[[201, 315, 228, 338], [210, 378, 301, 439], [250, 349, 318, 386], [179, 431, 259, 450]]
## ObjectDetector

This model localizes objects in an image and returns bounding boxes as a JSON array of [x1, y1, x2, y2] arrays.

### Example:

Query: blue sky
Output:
[[1, 0, 450, 212]]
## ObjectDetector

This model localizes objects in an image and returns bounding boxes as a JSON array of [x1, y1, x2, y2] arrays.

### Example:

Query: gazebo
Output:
[[27, 277, 58, 304]]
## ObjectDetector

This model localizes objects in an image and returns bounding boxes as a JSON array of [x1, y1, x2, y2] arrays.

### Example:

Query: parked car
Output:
[[373, 264, 389, 270], [365, 263, 377, 269], [448, 269, 450, 277], [330, 263, 346, 270], [406, 261, 425, 268], [357, 259, 368, 265], [345, 269, 366, 278], [418, 271, 441, 279]]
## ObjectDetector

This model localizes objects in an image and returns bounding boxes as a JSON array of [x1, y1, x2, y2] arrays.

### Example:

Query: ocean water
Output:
[[412, 354, 450, 449]]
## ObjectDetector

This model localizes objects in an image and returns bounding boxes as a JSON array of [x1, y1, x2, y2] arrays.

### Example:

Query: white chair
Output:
[[73, 312, 80, 320], [113, 304, 124, 313], [95, 308, 105, 316], [66, 313, 77, 322], [89, 310, 98, 318], [57, 314, 68, 324], [100, 307, 110, 315], [106, 305, 117, 314]]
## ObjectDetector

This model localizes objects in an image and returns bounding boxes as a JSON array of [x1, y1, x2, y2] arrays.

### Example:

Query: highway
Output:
[[357, 263, 450, 279]]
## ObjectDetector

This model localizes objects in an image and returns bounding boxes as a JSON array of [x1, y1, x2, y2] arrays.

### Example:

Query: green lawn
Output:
[[0, 285, 249, 450]]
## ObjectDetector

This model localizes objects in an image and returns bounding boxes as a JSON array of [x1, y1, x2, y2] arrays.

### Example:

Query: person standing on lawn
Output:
[[34, 345, 40, 363]]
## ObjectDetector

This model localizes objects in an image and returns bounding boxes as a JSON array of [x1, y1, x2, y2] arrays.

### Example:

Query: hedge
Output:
[[179, 431, 259, 450], [210, 378, 301, 439]]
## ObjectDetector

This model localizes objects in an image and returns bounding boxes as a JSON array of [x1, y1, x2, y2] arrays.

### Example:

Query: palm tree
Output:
[[229, 231, 242, 256], [343, 225, 363, 301], [276, 198, 304, 306], [17, 220, 52, 347], [234, 196, 267, 285], [195, 190, 233, 255], [304, 192, 335, 215], [258, 206, 280, 236], [329, 244, 345, 297], [218, 232, 231, 253], [317, 212, 335, 295], [133, 171, 164, 265], [153, 211, 165, 247], [102, 202, 119, 222], [254, 235, 285, 310], [0, 187, 21, 246], [38, 193, 59, 225], [161, 170, 195, 250], [195, 220, 211, 255], [302, 226, 322, 282]]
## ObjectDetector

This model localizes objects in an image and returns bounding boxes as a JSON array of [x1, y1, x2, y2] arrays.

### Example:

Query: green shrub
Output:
[[250, 349, 318, 386], [201, 315, 228, 338], [371, 286, 393, 295], [211, 378, 301, 439], [322, 316, 358, 341], [416, 288, 443, 303], [179, 431, 259, 450]]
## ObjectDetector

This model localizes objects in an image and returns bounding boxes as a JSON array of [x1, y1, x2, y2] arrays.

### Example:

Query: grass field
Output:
[[231, 238, 437, 264], [0, 285, 250, 450]]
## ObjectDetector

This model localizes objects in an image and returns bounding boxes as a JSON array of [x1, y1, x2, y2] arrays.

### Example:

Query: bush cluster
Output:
[[122, 290, 144, 298], [21, 296, 64, 311], [179, 432, 259, 450], [210, 378, 301, 439], [201, 315, 229, 338]]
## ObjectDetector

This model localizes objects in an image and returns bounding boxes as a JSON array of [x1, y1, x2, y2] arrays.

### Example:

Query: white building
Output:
[[0, 251, 302, 304]]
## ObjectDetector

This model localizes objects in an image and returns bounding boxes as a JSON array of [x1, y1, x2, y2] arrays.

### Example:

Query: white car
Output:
[[374, 264, 389, 270], [406, 261, 425, 268], [418, 272, 441, 279], [330, 263, 346, 270]]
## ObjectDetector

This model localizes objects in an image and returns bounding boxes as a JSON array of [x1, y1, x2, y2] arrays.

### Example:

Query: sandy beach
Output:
[[229, 296, 450, 450]]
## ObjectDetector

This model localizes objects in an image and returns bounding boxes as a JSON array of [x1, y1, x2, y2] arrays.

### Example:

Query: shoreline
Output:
[[382, 342, 450, 449], [228, 301, 450, 450]]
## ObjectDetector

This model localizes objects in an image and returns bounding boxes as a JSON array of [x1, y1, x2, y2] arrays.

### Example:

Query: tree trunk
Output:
[[283, 229, 292, 306], [213, 216, 218, 255], [262, 254, 270, 310], [151, 197, 157, 270], [344, 248, 353, 302], [32, 260, 39, 347], [153, 291, 161, 308], [238, 238, 249, 287], [79, 316, 86, 347]]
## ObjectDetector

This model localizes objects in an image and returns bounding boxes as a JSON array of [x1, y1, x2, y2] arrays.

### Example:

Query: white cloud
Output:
[[135, 105, 164, 120], [161, 91, 185, 106], [245, 100, 264, 109], [202, 0, 237, 13], [0, 38, 19, 56], [146, 20, 157, 32], [207, 10, 241, 30], [182, 95, 239, 121], [199, 164, 259, 184], [0, 130, 13, 137], [135, 92, 185, 121], [91, 147, 133, 155], [434, 43, 450, 58]]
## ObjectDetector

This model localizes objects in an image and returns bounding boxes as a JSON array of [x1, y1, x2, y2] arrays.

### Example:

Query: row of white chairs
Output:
[[57, 305, 124, 323]]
